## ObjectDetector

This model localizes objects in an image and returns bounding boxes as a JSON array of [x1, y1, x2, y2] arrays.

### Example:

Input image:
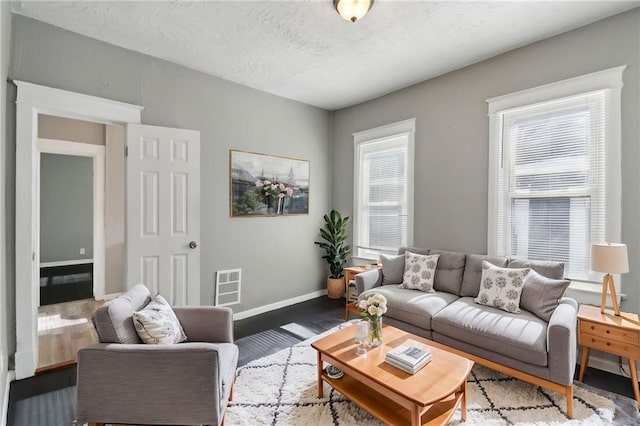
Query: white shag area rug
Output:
[[226, 334, 617, 426]]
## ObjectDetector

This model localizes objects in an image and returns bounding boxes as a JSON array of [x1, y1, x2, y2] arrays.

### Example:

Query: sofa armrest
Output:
[[173, 306, 234, 343], [355, 269, 382, 295], [547, 297, 578, 386], [76, 342, 234, 425]]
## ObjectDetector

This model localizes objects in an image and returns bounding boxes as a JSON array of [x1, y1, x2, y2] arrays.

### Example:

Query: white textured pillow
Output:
[[399, 252, 440, 293], [475, 261, 529, 313], [132, 294, 187, 344]]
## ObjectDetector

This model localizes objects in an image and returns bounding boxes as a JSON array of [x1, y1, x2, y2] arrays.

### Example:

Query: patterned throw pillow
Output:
[[399, 252, 440, 293], [475, 261, 530, 313], [132, 294, 187, 344]]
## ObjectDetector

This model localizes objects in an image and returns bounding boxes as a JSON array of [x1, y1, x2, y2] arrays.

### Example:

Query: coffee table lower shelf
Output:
[[321, 373, 464, 426]]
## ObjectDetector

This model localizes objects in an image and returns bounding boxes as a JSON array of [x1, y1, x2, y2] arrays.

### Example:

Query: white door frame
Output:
[[14, 81, 143, 379], [37, 138, 106, 300]]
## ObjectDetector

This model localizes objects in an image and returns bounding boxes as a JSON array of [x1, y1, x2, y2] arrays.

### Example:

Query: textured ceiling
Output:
[[12, 1, 640, 110]]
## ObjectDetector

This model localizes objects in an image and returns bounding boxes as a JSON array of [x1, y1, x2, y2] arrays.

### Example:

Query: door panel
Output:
[[126, 124, 200, 306]]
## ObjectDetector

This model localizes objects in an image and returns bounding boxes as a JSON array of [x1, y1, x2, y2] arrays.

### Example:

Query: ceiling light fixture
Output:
[[334, 0, 374, 23]]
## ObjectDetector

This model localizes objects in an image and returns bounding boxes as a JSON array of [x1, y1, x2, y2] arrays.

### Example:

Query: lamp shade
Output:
[[591, 242, 629, 274]]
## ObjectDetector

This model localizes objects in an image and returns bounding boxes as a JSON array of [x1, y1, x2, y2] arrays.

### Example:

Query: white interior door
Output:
[[126, 124, 200, 305]]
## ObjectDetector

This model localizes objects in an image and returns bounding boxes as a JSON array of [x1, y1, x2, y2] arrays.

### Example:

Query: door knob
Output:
[[189, 241, 198, 249]]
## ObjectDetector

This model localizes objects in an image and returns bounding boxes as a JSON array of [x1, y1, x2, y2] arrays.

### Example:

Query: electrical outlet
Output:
[[80, 247, 86, 255]]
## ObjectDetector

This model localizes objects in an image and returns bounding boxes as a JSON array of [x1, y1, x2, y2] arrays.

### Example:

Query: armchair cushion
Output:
[[94, 284, 151, 343], [133, 294, 187, 344]]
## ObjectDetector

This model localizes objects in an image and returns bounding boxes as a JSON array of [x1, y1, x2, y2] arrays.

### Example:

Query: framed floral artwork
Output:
[[229, 150, 310, 217]]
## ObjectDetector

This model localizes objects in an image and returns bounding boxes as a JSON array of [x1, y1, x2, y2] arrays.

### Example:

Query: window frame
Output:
[[487, 66, 625, 302], [353, 118, 416, 261]]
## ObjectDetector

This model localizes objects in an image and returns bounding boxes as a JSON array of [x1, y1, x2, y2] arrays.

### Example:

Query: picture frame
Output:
[[229, 149, 310, 217]]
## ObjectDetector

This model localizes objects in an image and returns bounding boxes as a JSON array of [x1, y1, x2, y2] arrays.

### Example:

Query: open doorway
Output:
[[14, 81, 143, 379], [35, 115, 124, 372]]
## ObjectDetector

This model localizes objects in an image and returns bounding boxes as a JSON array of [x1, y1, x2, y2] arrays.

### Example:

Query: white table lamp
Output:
[[591, 242, 629, 316]]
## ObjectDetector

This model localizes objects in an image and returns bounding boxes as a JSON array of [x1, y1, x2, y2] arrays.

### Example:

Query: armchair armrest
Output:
[[76, 342, 236, 425], [547, 297, 578, 385], [173, 306, 234, 343], [355, 269, 382, 296]]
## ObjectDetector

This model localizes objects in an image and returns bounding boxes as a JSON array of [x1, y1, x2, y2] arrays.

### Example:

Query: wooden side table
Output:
[[577, 304, 640, 405], [343, 265, 379, 321]]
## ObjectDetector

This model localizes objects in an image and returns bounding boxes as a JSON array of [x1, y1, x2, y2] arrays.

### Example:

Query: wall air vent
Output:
[[215, 269, 241, 306]]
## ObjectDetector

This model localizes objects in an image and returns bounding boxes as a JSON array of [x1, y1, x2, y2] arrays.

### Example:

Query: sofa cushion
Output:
[[398, 247, 430, 256], [360, 286, 458, 329], [520, 269, 571, 322], [400, 252, 439, 293], [508, 259, 564, 280], [460, 254, 508, 297], [380, 254, 405, 285], [475, 261, 529, 313], [429, 249, 466, 295], [432, 297, 548, 367], [94, 284, 152, 344], [133, 294, 188, 344]]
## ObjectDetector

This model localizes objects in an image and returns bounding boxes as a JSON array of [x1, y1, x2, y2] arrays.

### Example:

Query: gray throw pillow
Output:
[[520, 269, 570, 322], [380, 254, 405, 285]]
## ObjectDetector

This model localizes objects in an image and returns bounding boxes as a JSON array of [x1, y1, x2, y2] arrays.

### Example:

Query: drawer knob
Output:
[[591, 326, 595, 330], [606, 342, 611, 346], [606, 330, 611, 334], [591, 338, 596, 343]]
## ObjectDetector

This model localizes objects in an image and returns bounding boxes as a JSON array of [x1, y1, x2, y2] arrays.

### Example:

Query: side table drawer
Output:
[[580, 332, 640, 357], [580, 320, 640, 345]]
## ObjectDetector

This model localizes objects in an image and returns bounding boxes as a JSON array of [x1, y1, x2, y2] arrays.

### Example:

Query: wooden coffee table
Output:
[[311, 325, 473, 426]]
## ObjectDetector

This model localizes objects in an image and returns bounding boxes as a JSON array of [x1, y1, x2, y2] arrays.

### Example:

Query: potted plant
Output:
[[314, 210, 351, 299]]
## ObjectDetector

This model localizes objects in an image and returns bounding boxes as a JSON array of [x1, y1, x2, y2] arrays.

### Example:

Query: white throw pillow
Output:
[[399, 252, 440, 293], [475, 261, 530, 313], [132, 294, 187, 344]]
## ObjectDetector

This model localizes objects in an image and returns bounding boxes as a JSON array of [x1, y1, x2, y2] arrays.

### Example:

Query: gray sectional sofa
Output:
[[354, 247, 578, 417]]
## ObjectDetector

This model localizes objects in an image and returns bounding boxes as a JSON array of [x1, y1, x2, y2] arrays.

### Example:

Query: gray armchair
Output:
[[76, 284, 238, 426]]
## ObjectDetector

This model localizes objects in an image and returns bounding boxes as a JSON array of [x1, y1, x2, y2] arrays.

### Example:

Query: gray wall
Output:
[[332, 9, 640, 314], [1, 0, 12, 405], [7, 16, 331, 332], [39, 153, 94, 263]]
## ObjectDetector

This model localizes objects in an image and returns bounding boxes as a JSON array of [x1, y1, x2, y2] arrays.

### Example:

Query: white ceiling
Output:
[[12, 1, 640, 110]]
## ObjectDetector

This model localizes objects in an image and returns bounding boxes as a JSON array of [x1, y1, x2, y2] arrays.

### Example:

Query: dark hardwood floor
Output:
[[6, 296, 638, 426]]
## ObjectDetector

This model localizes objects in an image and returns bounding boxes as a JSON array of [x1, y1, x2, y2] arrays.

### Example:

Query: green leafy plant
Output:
[[314, 210, 351, 278]]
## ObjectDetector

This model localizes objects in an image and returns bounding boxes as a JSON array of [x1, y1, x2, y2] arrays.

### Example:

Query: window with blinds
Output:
[[488, 68, 625, 299], [493, 90, 609, 282], [353, 119, 415, 260]]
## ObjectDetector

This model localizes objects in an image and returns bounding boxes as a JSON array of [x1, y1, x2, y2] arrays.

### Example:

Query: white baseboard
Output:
[[1, 370, 14, 426], [232, 290, 327, 321]]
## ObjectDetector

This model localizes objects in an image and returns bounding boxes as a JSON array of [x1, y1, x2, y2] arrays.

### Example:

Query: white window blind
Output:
[[496, 91, 606, 281], [353, 119, 415, 260], [488, 67, 625, 304]]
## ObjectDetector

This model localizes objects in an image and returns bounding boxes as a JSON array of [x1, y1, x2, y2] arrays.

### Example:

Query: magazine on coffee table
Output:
[[386, 339, 430, 365], [385, 352, 431, 374]]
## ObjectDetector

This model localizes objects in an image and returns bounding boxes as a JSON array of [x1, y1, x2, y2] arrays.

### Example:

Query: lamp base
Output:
[[601, 273, 621, 316]]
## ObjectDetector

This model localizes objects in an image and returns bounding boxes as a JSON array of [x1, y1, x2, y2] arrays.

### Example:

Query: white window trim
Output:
[[353, 118, 416, 262], [486, 66, 626, 302]]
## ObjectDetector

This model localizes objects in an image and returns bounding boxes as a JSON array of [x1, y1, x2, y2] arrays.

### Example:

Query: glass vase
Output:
[[368, 316, 383, 348]]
